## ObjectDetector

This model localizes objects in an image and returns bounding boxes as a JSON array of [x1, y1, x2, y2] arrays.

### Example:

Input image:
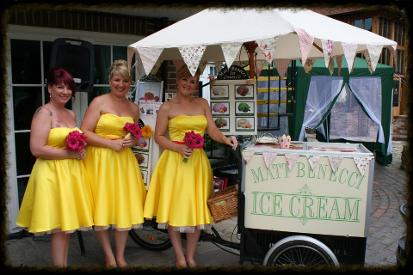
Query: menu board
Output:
[[210, 79, 257, 135]]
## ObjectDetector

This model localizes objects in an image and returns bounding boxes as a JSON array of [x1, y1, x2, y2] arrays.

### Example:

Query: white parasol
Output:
[[128, 7, 397, 78]]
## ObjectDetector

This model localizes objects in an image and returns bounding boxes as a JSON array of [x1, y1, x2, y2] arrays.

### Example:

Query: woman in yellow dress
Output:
[[81, 59, 146, 268], [143, 65, 238, 268], [16, 67, 94, 267]]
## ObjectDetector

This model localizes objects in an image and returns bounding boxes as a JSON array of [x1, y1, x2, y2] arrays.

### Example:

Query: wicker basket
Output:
[[208, 185, 238, 222]]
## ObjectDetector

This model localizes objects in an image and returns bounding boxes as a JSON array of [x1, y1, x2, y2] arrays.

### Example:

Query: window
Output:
[[352, 17, 372, 32], [10, 38, 133, 205]]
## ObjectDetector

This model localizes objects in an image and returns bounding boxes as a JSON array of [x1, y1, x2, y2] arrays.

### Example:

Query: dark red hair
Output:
[[47, 67, 76, 95]]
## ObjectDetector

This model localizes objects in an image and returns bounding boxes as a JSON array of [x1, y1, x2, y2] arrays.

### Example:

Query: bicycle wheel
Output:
[[263, 235, 339, 267], [129, 221, 171, 251]]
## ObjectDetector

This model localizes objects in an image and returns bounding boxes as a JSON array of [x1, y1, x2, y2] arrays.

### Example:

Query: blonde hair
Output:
[[108, 59, 131, 82]]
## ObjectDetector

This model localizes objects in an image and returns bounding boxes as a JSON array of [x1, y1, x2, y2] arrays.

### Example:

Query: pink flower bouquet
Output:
[[66, 130, 87, 152], [182, 130, 204, 162], [124, 122, 142, 140]]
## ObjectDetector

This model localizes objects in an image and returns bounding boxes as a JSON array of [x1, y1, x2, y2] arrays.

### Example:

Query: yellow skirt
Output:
[[16, 158, 94, 234], [144, 148, 213, 232], [84, 146, 146, 230]]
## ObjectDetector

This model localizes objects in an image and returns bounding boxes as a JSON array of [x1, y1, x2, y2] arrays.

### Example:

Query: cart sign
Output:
[[243, 145, 373, 237]]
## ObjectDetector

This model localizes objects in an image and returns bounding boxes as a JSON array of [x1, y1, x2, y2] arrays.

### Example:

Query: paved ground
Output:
[[4, 141, 408, 270]]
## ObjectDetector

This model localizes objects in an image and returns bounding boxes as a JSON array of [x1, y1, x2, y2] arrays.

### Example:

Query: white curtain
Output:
[[330, 83, 379, 142], [299, 76, 343, 141], [348, 77, 384, 144]]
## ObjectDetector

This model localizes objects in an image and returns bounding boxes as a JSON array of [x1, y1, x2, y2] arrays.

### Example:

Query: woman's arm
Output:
[[154, 103, 193, 158], [80, 96, 123, 151], [30, 107, 82, 160], [202, 99, 238, 150]]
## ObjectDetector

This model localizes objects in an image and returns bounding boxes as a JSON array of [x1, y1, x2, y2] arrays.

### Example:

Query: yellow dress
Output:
[[143, 115, 213, 232], [16, 127, 94, 234], [84, 113, 146, 230]]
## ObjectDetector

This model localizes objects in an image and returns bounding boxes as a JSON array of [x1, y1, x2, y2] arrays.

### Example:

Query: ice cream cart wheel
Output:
[[262, 235, 339, 267]]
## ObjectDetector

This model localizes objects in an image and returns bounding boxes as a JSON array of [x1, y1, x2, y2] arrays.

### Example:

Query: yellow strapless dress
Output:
[[143, 115, 213, 232], [16, 127, 94, 234], [84, 113, 146, 230]]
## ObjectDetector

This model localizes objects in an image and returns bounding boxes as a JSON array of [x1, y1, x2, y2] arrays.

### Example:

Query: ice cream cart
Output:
[[239, 141, 375, 265]]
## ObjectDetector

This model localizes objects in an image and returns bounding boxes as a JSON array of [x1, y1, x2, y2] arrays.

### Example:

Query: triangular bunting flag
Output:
[[295, 28, 314, 65], [136, 47, 163, 75], [366, 44, 383, 73], [363, 50, 374, 74], [257, 37, 278, 64], [328, 57, 334, 75], [328, 156, 343, 172], [255, 60, 266, 77], [221, 42, 243, 69], [336, 55, 342, 76], [285, 154, 300, 171], [354, 157, 372, 175], [262, 152, 277, 169], [341, 42, 358, 73], [178, 45, 207, 76], [307, 155, 320, 170], [242, 151, 254, 163], [321, 39, 334, 68], [274, 59, 291, 78]]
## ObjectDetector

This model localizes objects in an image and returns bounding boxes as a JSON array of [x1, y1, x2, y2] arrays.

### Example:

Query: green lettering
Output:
[[317, 164, 328, 180], [251, 168, 266, 183], [259, 193, 273, 215], [328, 199, 341, 220], [317, 197, 328, 219], [344, 199, 360, 221], [274, 194, 283, 216], [339, 168, 348, 184], [347, 172, 358, 188], [251, 192, 259, 214], [289, 196, 301, 217], [296, 162, 306, 178], [304, 196, 314, 218], [355, 174, 366, 190]]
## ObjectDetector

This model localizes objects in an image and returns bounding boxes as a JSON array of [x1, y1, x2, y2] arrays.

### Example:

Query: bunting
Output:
[[295, 28, 314, 65], [136, 47, 163, 76], [321, 39, 334, 69], [221, 42, 243, 69], [242, 151, 254, 163], [336, 55, 343, 76], [366, 44, 383, 73], [328, 156, 343, 172], [262, 152, 277, 169], [178, 45, 207, 76], [274, 59, 291, 78], [285, 154, 301, 171], [354, 156, 374, 175], [255, 60, 266, 77], [257, 37, 278, 64], [307, 155, 320, 170], [341, 42, 358, 73]]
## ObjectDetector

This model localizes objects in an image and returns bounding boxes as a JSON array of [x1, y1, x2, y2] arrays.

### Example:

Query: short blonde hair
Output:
[[108, 59, 131, 82]]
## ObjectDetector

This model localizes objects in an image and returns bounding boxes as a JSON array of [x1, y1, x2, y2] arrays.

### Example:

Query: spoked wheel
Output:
[[263, 235, 339, 267], [129, 220, 172, 251]]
